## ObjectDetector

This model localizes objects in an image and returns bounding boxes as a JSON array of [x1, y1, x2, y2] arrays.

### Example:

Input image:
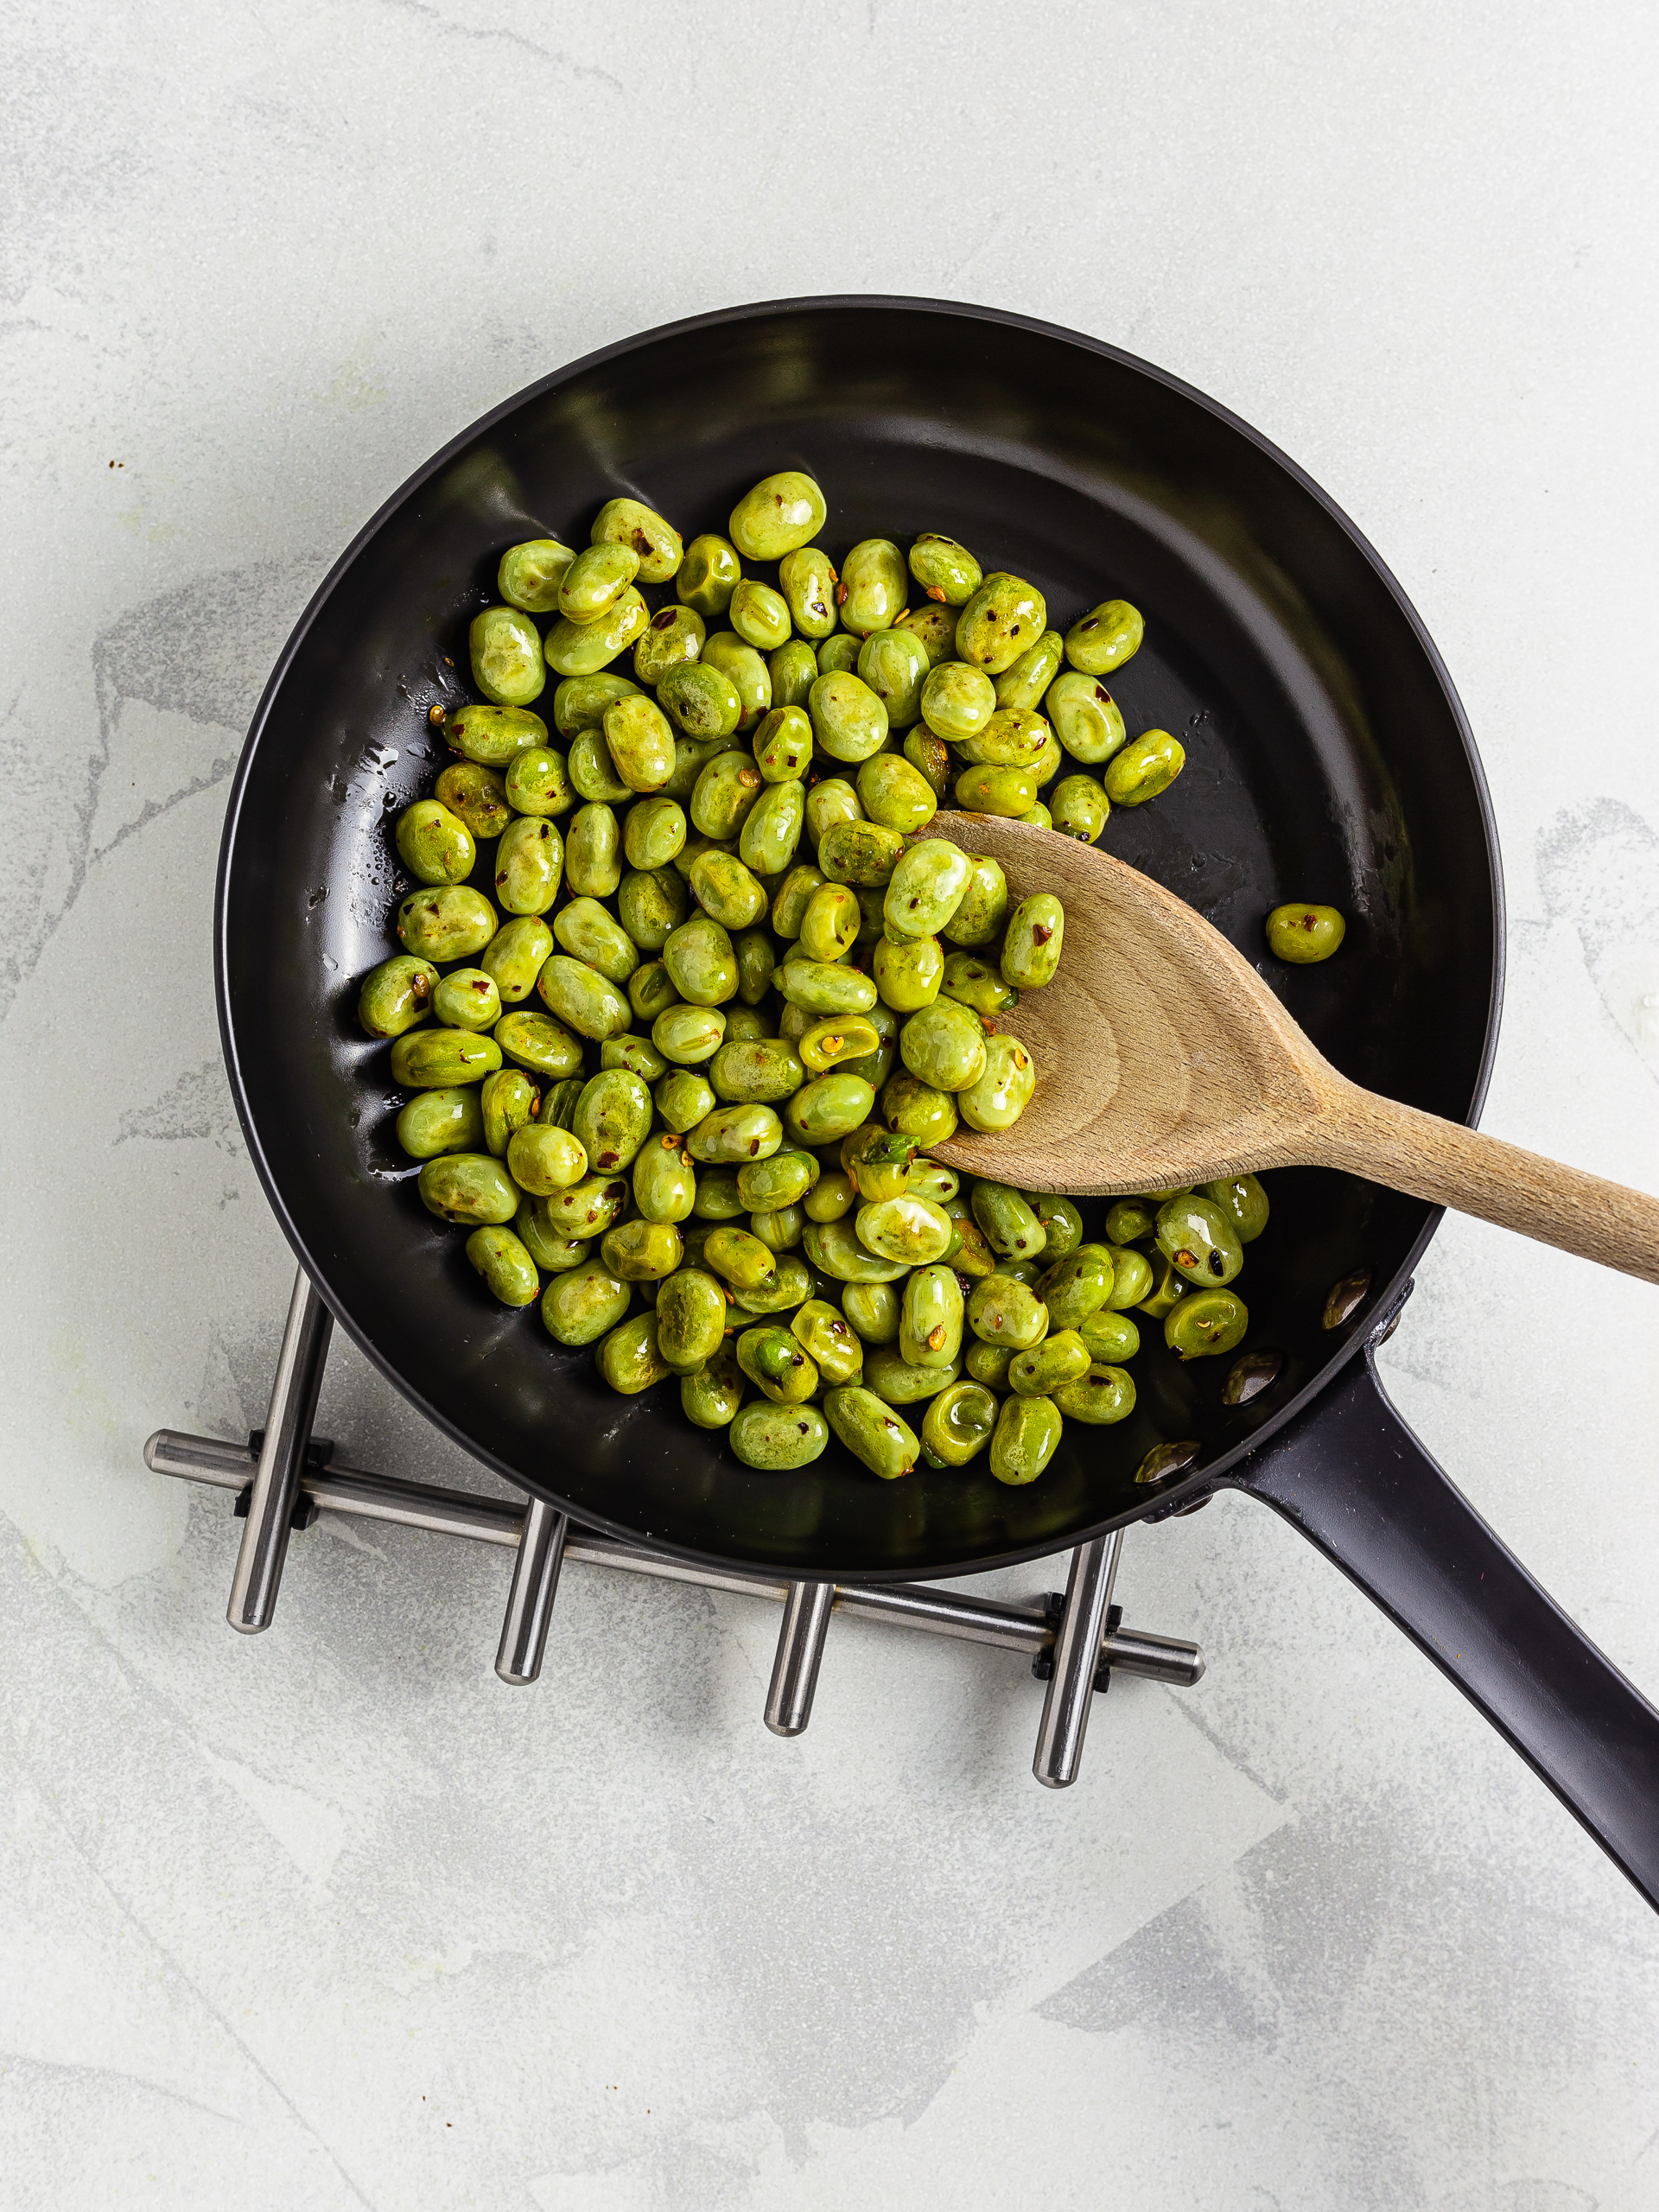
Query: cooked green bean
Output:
[[988, 1393, 1062, 1484], [956, 574, 1046, 674], [857, 628, 930, 728], [683, 1347, 746, 1427], [872, 934, 944, 1014], [655, 1268, 728, 1371], [359, 953, 437, 1038], [1265, 904, 1346, 963], [543, 589, 649, 679], [767, 639, 819, 710], [1155, 1193, 1244, 1287], [1063, 599, 1143, 677], [1165, 1289, 1249, 1358], [919, 1380, 998, 1465], [729, 580, 791, 652], [823, 1387, 918, 1479], [677, 533, 741, 619], [391, 1028, 501, 1088], [730, 1402, 829, 1468], [809, 671, 889, 764], [1204, 1173, 1270, 1242], [728, 474, 827, 562], [775, 544, 838, 637], [898, 1000, 986, 1092], [498, 539, 575, 613], [701, 632, 771, 732], [397, 1087, 484, 1159], [592, 499, 683, 583], [470, 606, 545, 707], [1103, 728, 1184, 806], [857, 753, 937, 835], [359, 471, 1255, 1481]]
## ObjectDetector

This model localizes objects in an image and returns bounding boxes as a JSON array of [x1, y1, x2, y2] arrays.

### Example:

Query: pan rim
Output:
[[216, 293, 1504, 1580]]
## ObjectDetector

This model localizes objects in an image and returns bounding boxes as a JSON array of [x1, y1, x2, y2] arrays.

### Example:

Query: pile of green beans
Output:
[[356, 472, 1268, 1480]]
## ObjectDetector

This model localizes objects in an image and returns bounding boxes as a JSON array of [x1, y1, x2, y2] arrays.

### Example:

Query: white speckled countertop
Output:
[[3, 3, 1659, 2205]]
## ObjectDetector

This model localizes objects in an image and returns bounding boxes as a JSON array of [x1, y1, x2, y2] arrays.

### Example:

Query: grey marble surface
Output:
[[4, 3, 1659, 2206]]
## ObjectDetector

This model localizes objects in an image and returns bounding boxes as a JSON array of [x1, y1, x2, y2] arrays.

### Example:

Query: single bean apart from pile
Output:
[[361, 471, 1261, 1482]]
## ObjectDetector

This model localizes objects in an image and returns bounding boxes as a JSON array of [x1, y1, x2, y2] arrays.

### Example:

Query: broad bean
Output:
[[823, 1387, 918, 1479], [1064, 598, 1142, 676], [499, 539, 575, 613]]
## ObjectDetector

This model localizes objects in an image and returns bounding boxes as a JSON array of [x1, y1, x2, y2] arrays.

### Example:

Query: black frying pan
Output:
[[218, 297, 1659, 1907]]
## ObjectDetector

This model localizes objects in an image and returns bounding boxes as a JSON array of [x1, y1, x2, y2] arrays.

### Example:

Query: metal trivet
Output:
[[145, 1271, 1204, 1780]]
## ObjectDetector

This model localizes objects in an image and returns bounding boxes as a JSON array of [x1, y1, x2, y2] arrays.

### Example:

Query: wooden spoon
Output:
[[915, 815, 1659, 1283]]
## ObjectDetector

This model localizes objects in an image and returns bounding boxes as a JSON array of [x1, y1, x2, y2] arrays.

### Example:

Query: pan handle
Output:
[[1214, 1344, 1659, 1912]]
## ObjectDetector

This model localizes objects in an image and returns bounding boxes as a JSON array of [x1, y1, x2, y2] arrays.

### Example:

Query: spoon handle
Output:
[[1311, 1079, 1659, 1282]]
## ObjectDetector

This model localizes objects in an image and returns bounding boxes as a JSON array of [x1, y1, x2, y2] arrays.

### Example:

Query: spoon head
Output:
[[916, 815, 1325, 1192]]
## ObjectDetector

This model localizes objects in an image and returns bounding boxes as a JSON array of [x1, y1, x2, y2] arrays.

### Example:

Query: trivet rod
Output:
[[149, 1432, 529, 1546], [1033, 1533, 1123, 1789], [497, 1498, 569, 1687], [143, 1428, 1202, 1685], [226, 1272, 332, 1636], [766, 1581, 835, 1738], [831, 1579, 1045, 1655], [1090, 1622, 1205, 1685]]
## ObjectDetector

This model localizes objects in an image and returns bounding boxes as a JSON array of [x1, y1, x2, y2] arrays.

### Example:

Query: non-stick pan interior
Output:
[[219, 300, 1498, 1578]]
